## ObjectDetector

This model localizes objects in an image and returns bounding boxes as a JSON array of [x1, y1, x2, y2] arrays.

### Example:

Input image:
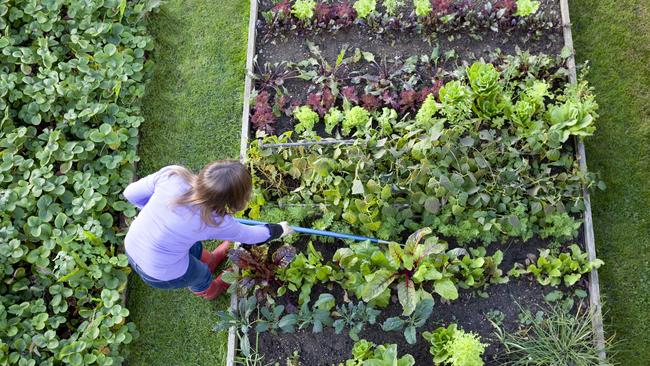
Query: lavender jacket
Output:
[[123, 166, 272, 280]]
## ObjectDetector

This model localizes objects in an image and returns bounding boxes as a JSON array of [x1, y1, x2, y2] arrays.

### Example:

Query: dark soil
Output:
[[255, 0, 563, 66], [257, 25, 563, 66], [252, 236, 586, 366]]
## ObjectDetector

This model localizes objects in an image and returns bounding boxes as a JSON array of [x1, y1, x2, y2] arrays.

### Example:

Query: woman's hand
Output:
[[278, 222, 295, 237]]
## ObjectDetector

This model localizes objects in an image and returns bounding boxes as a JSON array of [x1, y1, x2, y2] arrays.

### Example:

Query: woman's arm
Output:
[[206, 215, 285, 244], [123, 166, 176, 209]]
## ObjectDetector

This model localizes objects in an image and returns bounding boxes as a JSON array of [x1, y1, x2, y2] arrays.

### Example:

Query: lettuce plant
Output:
[[339, 340, 415, 366], [292, 0, 317, 20], [515, 0, 540, 17], [293, 105, 320, 134], [423, 324, 487, 366], [383, 0, 404, 16], [415, 94, 440, 126], [439, 80, 473, 123], [414, 0, 433, 17], [277, 242, 340, 304], [547, 83, 598, 143], [466, 62, 500, 97], [325, 107, 345, 134], [342, 106, 371, 135], [353, 0, 377, 19], [509, 244, 604, 287]]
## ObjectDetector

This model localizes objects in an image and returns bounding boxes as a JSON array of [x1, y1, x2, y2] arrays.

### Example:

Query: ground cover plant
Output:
[[218, 0, 611, 365], [0, 0, 158, 364]]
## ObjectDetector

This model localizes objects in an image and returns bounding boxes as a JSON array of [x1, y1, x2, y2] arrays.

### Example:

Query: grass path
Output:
[[570, 0, 650, 364], [126, 1, 249, 364]]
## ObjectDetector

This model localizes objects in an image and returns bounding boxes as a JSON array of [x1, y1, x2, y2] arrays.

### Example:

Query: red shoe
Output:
[[200, 241, 233, 273], [192, 273, 230, 300]]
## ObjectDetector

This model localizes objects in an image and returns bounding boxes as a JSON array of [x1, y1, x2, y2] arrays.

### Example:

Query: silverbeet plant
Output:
[[333, 301, 381, 341], [381, 299, 435, 344], [359, 229, 448, 315]]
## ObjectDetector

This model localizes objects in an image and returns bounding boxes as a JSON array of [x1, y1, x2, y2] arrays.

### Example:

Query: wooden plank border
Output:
[[559, 0, 607, 362], [227, 0, 260, 365]]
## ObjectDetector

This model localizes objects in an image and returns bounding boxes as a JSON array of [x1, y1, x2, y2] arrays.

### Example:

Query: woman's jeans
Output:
[[127, 242, 212, 292]]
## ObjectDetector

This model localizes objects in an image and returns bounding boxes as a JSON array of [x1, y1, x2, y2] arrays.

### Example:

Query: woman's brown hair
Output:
[[168, 160, 252, 226]]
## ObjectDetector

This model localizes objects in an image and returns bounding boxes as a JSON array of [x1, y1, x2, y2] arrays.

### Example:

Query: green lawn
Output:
[[126, 1, 249, 365], [570, 0, 650, 364]]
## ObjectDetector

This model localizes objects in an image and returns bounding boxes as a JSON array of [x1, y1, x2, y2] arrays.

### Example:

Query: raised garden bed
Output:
[[224, 1, 606, 365]]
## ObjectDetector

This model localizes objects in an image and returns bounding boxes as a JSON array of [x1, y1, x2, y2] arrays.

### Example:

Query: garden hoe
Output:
[[234, 218, 391, 244]]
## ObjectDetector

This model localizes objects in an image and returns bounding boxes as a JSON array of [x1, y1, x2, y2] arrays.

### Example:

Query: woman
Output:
[[123, 160, 292, 300]]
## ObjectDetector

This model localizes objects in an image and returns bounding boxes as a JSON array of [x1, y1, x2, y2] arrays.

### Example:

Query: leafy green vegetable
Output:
[[414, 0, 433, 17], [466, 62, 501, 97], [292, 0, 317, 20], [295, 293, 336, 333], [339, 340, 415, 366], [509, 244, 604, 286], [415, 94, 440, 126], [277, 242, 340, 304], [382, 0, 404, 16], [439, 80, 473, 123], [294, 106, 320, 134], [423, 324, 487, 366], [228, 245, 297, 298], [255, 304, 298, 334], [335, 229, 506, 315], [354, 0, 377, 19], [381, 299, 434, 344], [343, 106, 371, 135], [332, 301, 381, 341], [515, 0, 540, 17], [325, 107, 345, 134], [249, 59, 598, 246]]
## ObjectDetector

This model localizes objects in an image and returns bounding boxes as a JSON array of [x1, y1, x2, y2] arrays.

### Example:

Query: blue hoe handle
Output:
[[234, 218, 391, 244]]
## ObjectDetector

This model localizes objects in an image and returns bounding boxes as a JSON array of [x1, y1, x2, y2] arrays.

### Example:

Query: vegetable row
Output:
[[260, 0, 553, 37], [218, 229, 602, 364], [247, 58, 600, 245]]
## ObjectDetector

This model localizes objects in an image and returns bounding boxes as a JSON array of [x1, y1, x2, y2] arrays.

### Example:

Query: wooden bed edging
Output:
[[559, 0, 607, 362], [227, 0, 260, 364], [227, 1, 608, 364]]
